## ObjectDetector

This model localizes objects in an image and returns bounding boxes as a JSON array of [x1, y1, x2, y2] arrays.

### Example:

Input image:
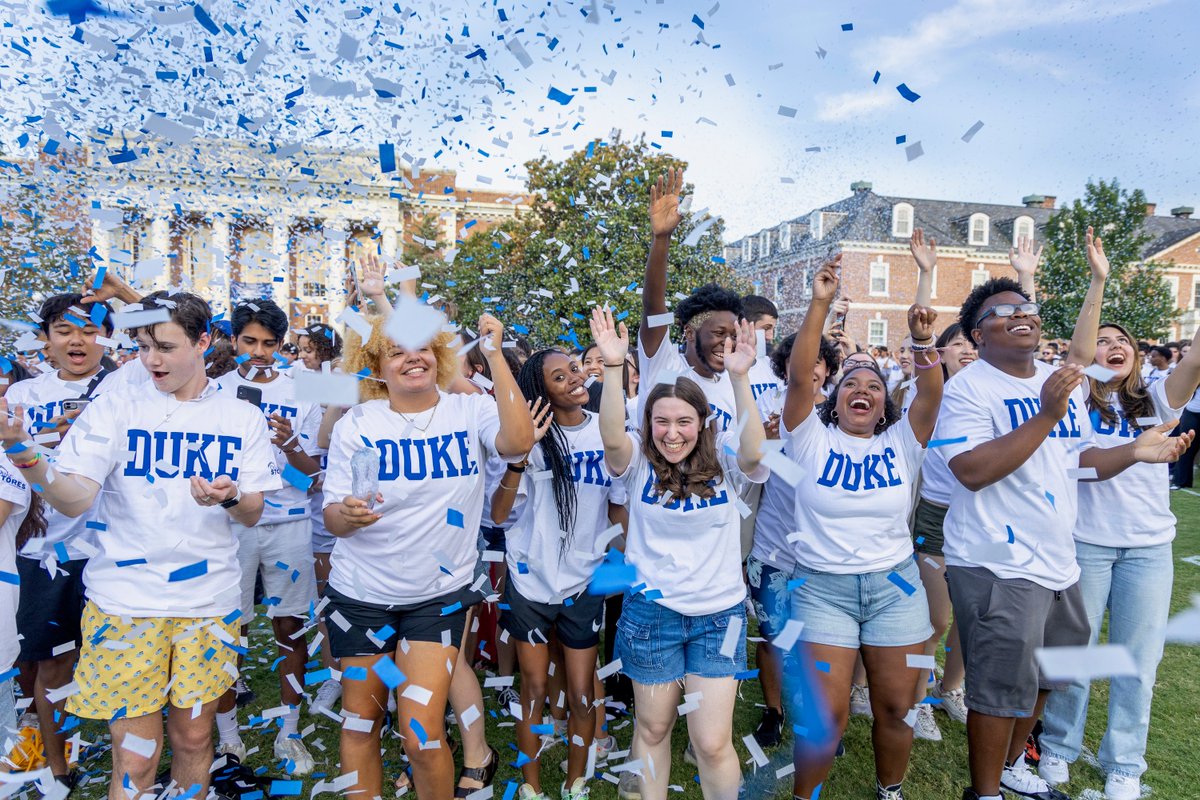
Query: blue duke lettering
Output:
[[709, 404, 733, 432], [1002, 397, 1083, 438], [259, 402, 298, 420], [1093, 407, 1137, 439], [639, 473, 729, 510], [374, 432, 478, 480], [816, 447, 903, 491], [571, 450, 612, 487], [123, 429, 243, 480]]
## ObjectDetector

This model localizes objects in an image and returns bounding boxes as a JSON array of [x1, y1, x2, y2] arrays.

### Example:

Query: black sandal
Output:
[[454, 746, 499, 799]]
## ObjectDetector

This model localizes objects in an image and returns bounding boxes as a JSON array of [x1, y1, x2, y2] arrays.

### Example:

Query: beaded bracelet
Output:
[[914, 352, 942, 370], [11, 451, 40, 469]]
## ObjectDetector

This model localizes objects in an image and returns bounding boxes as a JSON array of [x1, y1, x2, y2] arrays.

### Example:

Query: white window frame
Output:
[[1192, 276, 1200, 309], [778, 222, 791, 251], [867, 318, 888, 347], [892, 203, 914, 238], [809, 210, 823, 241], [774, 274, 785, 298], [971, 267, 990, 288], [869, 257, 889, 297], [1165, 275, 1180, 308], [801, 269, 811, 299], [969, 213, 990, 246], [1013, 215, 1035, 245], [742, 237, 752, 262], [759, 230, 771, 258]]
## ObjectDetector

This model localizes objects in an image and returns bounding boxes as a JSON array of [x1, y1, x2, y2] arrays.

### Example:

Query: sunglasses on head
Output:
[[975, 302, 1040, 326]]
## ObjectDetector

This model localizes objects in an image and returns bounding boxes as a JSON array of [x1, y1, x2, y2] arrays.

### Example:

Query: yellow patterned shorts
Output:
[[66, 602, 241, 720]]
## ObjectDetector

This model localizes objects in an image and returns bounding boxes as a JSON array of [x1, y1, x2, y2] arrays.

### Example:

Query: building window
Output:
[[302, 282, 327, 297], [759, 230, 771, 259], [774, 274, 785, 298], [801, 269, 811, 298], [1192, 277, 1200, 309], [892, 203, 914, 238], [868, 318, 888, 347], [1013, 215, 1035, 245], [869, 257, 889, 296], [969, 213, 990, 246], [809, 210, 823, 241], [1165, 276, 1180, 308], [778, 222, 791, 251], [305, 313, 325, 327], [971, 268, 990, 288], [742, 238, 752, 262]]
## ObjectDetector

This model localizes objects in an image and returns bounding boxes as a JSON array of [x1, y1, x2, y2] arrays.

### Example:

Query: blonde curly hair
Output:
[[342, 314, 460, 402]]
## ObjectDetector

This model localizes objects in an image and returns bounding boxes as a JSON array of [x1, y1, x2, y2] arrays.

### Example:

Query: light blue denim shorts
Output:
[[789, 556, 932, 649], [616, 591, 747, 684]]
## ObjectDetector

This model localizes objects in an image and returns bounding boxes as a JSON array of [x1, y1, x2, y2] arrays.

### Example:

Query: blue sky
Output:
[[4, 0, 1195, 238]]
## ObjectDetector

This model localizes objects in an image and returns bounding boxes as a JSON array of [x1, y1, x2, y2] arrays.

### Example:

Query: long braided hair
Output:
[[516, 350, 579, 549]]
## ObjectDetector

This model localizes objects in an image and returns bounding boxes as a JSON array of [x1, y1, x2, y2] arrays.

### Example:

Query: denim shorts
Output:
[[616, 592, 747, 684], [746, 555, 791, 640], [790, 557, 932, 649]]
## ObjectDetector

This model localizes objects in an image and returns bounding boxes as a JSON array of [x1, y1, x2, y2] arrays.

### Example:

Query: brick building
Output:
[[726, 182, 1200, 350]]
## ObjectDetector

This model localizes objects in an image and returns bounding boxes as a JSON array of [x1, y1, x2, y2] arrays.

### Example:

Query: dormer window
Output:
[[742, 237, 752, 261], [778, 222, 791, 251], [892, 203, 914, 238], [1013, 215, 1035, 245], [969, 213, 990, 246], [759, 230, 771, 258]]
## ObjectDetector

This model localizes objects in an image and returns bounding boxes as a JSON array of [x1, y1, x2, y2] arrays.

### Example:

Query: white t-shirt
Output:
[[749, 445, 799, 573], [506, 413, 617, 603], [4, 370, 110, 559], [747, 357, 783, 408], [216, 371, 323, 525], [637, 339, 736, 432], [784, 411, 926, 573], [1143, 366, 1171, 384], [55, 379, 281, 616], [322, 393, 514, 605], [938, 359, 1095, 590], [1185, 386, 1200, 414], [615, 431, 767, 616], [99, 355, 152, 391], [1076, 379, 1185, 548], [0, 458, 30, 672]]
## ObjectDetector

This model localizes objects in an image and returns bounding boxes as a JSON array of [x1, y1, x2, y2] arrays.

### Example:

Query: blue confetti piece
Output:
[[734, 669, 760, 680], [928, 436, 968, 449], [281, 464, 313, 492], [643, 589, 663, 601], [691, 13, 704, 29], [193, 3, 220, 35], [168, 560, 208, 582], [85, 520, 107, 531], [0, 572, 17, 585], [54, 542, 69, 562], [89, 303, 108, 328], [343, 666, 368, 681], [115, 558, 146, 568], [222, 609, 242, 625], [0, 667, 19, 683], [372, 657, 405, 689], [304, 668, 331, 686], [447, 509, 464, 528], [529, 723, 554, 735], [815, 661, 831, 673], [841, 22, 853, 31], [786, 578, 806, 591], [896, 135, 907, 144], [1006, 525, 1016, 544], [547, 86, 574, 105], [872, 71, 881, 84], [441, 601, 463, 616], [896, 83, 921, 102], [1045, 491, 1056, 508], [410, 717, 428, 744], [887, 571, 917, 596], [379, 143, 396, 174], [268, 780, 302, 796], [502, 781, 518, 800]]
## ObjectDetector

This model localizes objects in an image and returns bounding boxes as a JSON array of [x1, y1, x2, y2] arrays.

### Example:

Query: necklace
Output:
[[391, 395, 441, 433]]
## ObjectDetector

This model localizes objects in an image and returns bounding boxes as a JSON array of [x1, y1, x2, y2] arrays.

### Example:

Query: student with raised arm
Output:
[[1010, 235, 1042, 301], [322, 312, 532, 800], [936, 228, 1191, 800], [780, 256, 942, 800], [0, 292, 280, 800], [638, 168, 744, 432], [590, 306, 766, 800]]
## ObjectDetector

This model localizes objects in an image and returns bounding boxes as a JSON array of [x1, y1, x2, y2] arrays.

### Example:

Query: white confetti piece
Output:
[[1082, 364, 1118, 382], [1035, 645, 1138, 681], [905, 654, 936, 670]]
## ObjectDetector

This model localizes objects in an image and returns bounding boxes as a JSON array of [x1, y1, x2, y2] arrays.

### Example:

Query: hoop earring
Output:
[[830, 409, 839, 421], [875, 417, 887, 433]]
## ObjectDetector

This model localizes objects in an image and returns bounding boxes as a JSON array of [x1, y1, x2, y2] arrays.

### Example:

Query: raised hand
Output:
[[1037, 364, 1084, 423], [478, 313, 505, 354], [80, 268, 138, 306], [1085, 226, 1110, 281], [723, 318, 758, 377], [1133, 421, 1194, 464], [358, 253, 388, 299], [910, 228, 937, 273], [0, 400, 30, 451], [588, 306, 629, 365], [812, 254, 841, 302], [1010, 236, 1043, 279], [529, 397, 554, 443], [648, 167, 685, 238], [907, 305, 938, 342]]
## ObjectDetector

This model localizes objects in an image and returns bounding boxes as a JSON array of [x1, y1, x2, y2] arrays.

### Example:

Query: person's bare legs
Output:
[[792, 645, 857, 799], [109, 712, 163, 800], [513, 641, 551, 791], [756, 640, 784, 714], [861, 643, 925, 788], [451, 608, 492, 793], [915, 555, 951, 704], [312, 553, 338, 672], [547, 636, 567, 726], [964, 689, 1048, 796], [943, 619, 964, 691], [164, 699, 220, 795], [338, 655, 391, 799], [562, 645, 599, 785], [683, 675, 741, 800], [33, 651, 77, 778], [629, 680, 683, 800], [394, 641, 459, 798], [272, 615, 306, 708]]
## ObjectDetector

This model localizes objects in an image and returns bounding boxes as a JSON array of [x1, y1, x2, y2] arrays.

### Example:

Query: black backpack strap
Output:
[[80, 368, 112, 400]]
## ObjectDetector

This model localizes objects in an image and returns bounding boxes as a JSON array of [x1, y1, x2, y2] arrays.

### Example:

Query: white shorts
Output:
[[234, 519, 318, 621]]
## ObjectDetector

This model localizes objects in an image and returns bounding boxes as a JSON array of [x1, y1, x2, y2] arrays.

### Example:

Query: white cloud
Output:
[[815, 91, 892, 122]]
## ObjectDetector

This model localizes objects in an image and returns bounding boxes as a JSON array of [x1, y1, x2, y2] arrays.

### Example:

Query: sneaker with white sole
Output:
[[850, 684, 873, 718], [1001, 759, 1069, 799], [312, 679, 342, 713], [616, 771, 641, 800], [561, 735, 616, 772], [913, 704, 942, 741], [876, 782, 906, 800], [1038, 753, 1069, 787], [561, 777, 590, 800], [932, 681, 968, 724], [517, 785, 549, 800], [274, 735, 315, 776], [1104, 772, 1141, 800], [497, 686, 520, 710], [216, 738, 247, 761]]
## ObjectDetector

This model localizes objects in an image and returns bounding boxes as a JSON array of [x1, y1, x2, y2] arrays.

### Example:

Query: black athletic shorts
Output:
[[324, 584, 474, 658], [500, 579, 604, 649], [17, 557, 87, 661]]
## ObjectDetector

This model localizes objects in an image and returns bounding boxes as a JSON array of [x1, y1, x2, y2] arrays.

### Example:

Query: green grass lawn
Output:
[[67, 492, 1200, 800]]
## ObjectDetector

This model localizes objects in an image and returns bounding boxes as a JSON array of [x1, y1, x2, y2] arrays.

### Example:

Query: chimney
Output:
[[850, 181, 873, 193], [1171, 206, 1194, 219], [1022, 194, 1045, 208], [1041, 196, 1056, 210]]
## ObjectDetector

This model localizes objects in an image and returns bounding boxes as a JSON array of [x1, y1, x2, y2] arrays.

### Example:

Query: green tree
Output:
[[433, 135, 738, 347], [1037, 179, 1177, 340]]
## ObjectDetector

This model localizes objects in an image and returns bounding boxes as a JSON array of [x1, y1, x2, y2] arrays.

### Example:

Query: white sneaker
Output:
[[1001, 759, 1058, 797], [1039, 753, 1070, 786], [932, 680, 968, 724], [561, 736, 616, 772], [274, 734, 315, 775], [616, 771, 641, 800], [850, 684, 873, 718], [1104, 772, 1142, 800], [517, 784, 549, 800], [912, 704, 942, 742], [16, 712, 39, 731], [216, 738, 247, 761], [312, 679, 342, 712]]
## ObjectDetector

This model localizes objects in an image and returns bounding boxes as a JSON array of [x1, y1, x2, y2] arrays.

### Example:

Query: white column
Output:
[[270, 217, 290, 316], [150, 216, 170, 291], [381, 224, 399, 260], [210, 218, 230, 316], [324, 220, 348, 322]]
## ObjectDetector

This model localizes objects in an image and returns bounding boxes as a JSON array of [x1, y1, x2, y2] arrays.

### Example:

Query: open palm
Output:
[[589, 306, 629, 365], [649, 168, 685, 237]]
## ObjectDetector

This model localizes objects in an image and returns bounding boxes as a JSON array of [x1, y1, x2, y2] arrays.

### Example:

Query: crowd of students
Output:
[[0, 169, 1196, 800]]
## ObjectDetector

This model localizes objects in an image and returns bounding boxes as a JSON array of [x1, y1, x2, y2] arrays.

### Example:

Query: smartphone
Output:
[[833, 307, 849, 329], [236, 385, 263, 407], [62, 399, 90, 413]]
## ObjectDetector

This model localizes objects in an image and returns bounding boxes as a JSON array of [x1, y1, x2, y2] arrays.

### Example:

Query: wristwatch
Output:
[[220, 486, 242, 509]]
